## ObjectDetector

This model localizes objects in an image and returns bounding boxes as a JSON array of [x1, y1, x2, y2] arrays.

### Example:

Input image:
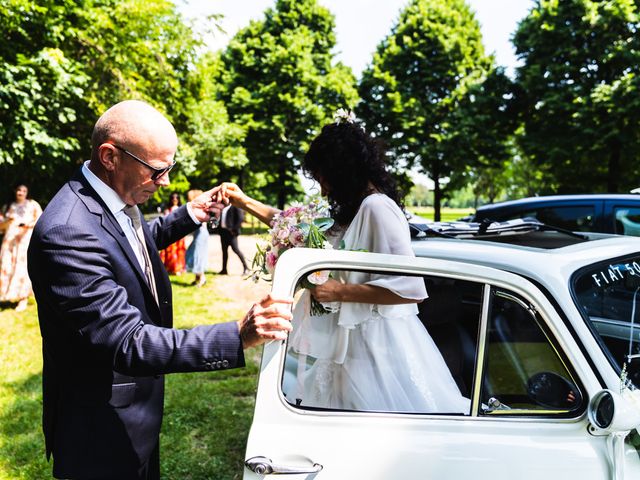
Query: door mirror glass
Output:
[[589, 389, 640, 433]]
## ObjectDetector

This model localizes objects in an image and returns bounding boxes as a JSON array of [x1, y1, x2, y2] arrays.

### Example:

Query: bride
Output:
[[220, 112, 469, 414]]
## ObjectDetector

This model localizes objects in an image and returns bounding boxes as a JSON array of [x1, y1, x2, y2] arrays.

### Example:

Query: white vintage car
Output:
[[243, 221, 640, 479]]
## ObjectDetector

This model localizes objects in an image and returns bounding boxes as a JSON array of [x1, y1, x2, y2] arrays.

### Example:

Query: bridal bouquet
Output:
[[250, 199, 335, 315]]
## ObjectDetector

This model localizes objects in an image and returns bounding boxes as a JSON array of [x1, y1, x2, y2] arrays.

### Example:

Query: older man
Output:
[[27, 100, 292, 480]]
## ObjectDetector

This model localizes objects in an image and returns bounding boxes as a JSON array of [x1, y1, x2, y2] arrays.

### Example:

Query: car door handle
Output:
[[245, 456, 323, 475]]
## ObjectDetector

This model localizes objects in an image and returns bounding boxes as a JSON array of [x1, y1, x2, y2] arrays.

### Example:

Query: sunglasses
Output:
[[111, 144, 176, 181]]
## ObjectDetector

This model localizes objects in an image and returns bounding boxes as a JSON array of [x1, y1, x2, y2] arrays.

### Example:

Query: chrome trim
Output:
[[471, 284, 491, 416], [495, 289, 537, 315], [245, 456, 323, 475]]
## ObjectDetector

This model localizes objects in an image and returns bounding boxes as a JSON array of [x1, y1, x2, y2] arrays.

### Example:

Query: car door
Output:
[[242, 248, 613, 480]]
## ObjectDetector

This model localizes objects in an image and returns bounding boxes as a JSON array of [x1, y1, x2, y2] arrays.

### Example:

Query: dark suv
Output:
[[469, 194, 640, 236]]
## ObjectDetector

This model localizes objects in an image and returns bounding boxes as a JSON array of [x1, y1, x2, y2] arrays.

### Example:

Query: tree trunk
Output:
[[433, 175, 442, 222]]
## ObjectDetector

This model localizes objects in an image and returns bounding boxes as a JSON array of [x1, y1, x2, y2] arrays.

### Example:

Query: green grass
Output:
[[408, 207, 474, 222], [0, 275, 261, 480]]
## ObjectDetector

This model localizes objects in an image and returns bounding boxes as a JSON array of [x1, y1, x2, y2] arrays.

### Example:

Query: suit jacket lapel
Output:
[[69, 170, 160, 310]]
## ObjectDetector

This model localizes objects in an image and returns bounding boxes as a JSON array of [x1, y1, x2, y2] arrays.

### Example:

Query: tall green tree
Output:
[[219, 0, 359, 209], [513, 0, 640, 193], [0, 0, 201, 205], [180, 52, 248, 189], [358, 0, 494, 220]]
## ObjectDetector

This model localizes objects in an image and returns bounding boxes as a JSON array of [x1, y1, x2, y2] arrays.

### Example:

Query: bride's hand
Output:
[[218, 182, 248, 208], [310, 278, 343, 303]]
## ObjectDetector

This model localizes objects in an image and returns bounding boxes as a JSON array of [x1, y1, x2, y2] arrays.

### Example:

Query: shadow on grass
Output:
[[0, 372, 50, 479], [0, 360, 260, 480]]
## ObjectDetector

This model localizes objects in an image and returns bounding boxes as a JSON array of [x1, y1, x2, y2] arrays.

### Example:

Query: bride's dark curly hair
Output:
[[302, 121, 402, 227]]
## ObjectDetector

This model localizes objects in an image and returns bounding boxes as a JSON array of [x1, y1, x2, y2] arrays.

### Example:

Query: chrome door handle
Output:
[[245, 456, 323, 475]]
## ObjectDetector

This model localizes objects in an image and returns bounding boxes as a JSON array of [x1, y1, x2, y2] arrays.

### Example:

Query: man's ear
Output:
[[98, 144, 117, 172]]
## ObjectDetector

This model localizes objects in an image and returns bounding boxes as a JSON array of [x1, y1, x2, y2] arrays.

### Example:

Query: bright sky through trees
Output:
[[180, 0, 535, 77]]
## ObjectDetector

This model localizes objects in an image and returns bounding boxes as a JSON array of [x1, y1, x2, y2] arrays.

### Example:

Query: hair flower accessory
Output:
[[333, 108, 356, 125]]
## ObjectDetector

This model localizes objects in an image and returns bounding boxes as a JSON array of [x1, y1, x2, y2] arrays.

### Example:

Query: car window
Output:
[[614, 207, 640, 236], [281, 271, 482, 415], [282, 269, 583, 417], [480, 290, 583, 415], [572, 255, 640, 390], [505, 206, 595, 231]]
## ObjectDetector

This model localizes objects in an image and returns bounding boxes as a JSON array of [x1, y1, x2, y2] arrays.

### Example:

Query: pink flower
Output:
[[288, 227, 305, 247], [307, 270, 330, 285], [276, 227, 290, 244], [265, 250, 278, 274]]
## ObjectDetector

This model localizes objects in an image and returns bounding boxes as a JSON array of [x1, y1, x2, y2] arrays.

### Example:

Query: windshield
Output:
[[572, 255, 640, 390]]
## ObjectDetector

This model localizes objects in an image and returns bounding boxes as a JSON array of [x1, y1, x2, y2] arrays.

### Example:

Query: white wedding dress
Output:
[[288, 193, 470, 413]]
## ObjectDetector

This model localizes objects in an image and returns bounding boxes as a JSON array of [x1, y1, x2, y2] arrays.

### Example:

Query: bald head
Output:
[[91, 100, 177, 162], [88, 100, 178, 205]]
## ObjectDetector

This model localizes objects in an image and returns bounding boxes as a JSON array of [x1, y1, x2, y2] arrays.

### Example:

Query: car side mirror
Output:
[[588, 389, 640, 434]]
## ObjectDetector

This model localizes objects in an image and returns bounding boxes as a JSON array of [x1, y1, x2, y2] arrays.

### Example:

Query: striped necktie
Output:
[[123, 205, 159, 304]]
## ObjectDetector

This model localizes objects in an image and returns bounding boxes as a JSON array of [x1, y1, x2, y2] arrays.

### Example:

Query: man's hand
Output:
[[238, 294, 293, 349], [188, 186, 226, 223]]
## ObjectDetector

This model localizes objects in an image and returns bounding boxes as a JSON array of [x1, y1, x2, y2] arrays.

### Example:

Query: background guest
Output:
[[0, 184, 42, 311], [219, 204, 248, 275], [159, 191, 186, 275], [186, 189, 209, 286]]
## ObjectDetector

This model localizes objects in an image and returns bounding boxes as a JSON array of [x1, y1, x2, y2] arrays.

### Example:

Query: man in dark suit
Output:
[[27, 100, 292, 480], [219, 204, 249, 274]]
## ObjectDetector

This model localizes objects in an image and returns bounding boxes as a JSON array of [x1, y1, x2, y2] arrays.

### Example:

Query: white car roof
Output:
[[411, 235, 640, 285]]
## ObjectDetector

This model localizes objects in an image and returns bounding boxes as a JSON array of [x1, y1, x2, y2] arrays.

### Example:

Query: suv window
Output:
[[282, 269, 584, 417], [614, 207, 640, 236], [504, 206, 595, 232]]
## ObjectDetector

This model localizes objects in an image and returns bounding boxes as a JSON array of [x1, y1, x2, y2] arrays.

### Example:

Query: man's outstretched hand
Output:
[[238, 294, 293, 349]]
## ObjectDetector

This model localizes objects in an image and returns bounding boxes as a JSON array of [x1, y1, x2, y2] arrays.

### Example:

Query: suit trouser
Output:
[[219, 229, 247, 271], [66, 441, 160, 480]]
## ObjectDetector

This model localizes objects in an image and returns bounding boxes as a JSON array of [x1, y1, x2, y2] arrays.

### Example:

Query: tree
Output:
[[513, 0, 640, 193], [358, 0, 494, 220], [179, 52, 248, 189], [219, 0, 359, 209], [0, 0, 201, 205]]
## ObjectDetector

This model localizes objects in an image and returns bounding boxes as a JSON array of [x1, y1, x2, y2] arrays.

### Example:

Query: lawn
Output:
[[408, 206, 474, 222], [0, 273, 265, 480]]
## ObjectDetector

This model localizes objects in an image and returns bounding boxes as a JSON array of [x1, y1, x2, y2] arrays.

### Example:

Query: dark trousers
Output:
[[220, 228, 247, 272], [69, 442, 159, 480]]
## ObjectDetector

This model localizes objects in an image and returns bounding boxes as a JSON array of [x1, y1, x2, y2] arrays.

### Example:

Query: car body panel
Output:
[[243, 247, 640, 479]]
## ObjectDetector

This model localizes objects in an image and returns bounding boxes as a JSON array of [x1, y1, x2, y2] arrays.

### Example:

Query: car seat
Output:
[[417, 279, 477, 397]]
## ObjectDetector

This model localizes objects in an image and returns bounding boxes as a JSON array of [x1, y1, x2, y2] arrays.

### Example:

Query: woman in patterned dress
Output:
[[158, 191, 186, 275], [0, 184, 42, 311]]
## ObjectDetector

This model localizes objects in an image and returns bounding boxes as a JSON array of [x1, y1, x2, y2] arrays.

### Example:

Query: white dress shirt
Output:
[[82, 161, 147, 271]]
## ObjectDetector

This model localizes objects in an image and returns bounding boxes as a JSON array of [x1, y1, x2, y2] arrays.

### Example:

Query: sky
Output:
[[179, 0, 536, 78], [177, 0, 536, 188]]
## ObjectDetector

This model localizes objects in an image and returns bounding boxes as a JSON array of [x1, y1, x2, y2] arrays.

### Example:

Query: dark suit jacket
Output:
[[223, 205, 244, 234], [28, 170, 245, 479]]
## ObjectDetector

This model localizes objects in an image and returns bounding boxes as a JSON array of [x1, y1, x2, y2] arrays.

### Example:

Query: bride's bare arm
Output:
[[310, 279, 422, 305], [219, 182, 281, 226]]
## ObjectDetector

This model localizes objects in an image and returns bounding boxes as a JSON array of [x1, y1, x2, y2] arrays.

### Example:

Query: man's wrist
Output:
[[185, 202, 201, 224]]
